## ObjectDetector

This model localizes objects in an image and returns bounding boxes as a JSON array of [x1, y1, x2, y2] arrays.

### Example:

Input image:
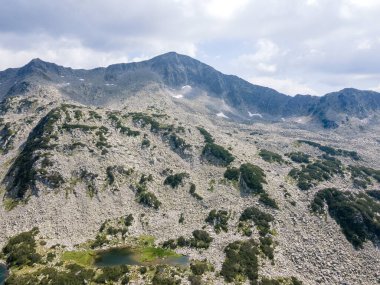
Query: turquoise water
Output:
[[0, 264, 7, 285], [94, 247, 189, 267]]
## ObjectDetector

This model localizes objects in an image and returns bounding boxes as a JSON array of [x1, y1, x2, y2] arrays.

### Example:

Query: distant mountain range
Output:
[[1, 52, 379, 128]]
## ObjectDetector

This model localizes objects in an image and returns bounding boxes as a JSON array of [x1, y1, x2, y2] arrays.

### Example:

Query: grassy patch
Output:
[[61, 250, 95, 267], [138, 247, 180, 262]]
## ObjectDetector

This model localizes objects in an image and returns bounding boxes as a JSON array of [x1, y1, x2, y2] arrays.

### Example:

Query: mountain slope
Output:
[[0, 73, 379, 285], [1, 53, 379, 128]]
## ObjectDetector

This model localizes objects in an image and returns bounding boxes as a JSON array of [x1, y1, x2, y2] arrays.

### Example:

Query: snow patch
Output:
[[248, 112, 263, 118], [182, 85, 192, 90], [217, 112, 229, 119], [105, 83, 116, 86], [79, 78, 84, 81], [281, 118, 286, 122], [172, 94, 184, 99]]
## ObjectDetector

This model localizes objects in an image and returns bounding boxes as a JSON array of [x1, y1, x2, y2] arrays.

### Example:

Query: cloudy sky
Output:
[[1, 0, 380, 95]]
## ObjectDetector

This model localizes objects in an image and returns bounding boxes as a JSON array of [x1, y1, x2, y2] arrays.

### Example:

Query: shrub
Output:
[[202, 143, 234, 166], [142, 138, 151, 148], [289, 156, 343, 190], [190, 230, 213, 249], [190, 260, 213, 275], [164, 172, 189, 188], [137, 191, 161, 209], [189, 183, 203, 200], [168, 133, 191, 153], [239, 163, 266, 194], [310, 188, 380, 248], [240, 206, 274, 236], [286, 152, 310, 163], [94, 265, 129, 283], [259, 236, 275, 260], [62, 123, 97, 131], [125, 214, 134, 227], [221, 239, 259, 283], [205, 210, 229, 233], [349, 165, 380, 188], [188, 275, 202, 285], [197, 127, 214, 143], [298, 140, 360, 160], [259, 193, 279, 209], [5, 108, 62, 199], [2, 228, 42, 268], [224, 167, 239, 181], [259, 149, 284, 164], [367, 190, 380, 201]]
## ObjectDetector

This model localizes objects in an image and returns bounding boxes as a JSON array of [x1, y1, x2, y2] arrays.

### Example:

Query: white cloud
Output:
[[249, 76, 318, 96], [255, 63, 277, 73], [0, 0, 380, 95], [357, 40, 371, 50], [202, 0, 249, 20]]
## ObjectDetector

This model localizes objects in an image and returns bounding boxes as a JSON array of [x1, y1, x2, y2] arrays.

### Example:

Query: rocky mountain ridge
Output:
[[1, 53, 380, 128]]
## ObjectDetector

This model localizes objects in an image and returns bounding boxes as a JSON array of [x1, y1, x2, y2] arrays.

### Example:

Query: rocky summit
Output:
[[0, 53, 379, 285]]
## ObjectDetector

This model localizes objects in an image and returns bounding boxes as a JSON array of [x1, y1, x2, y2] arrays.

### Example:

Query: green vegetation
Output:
[[259, 193, 279, 209], [62, 123, 98, 132], [74, 109, 83, 120], [288, 155, 344, 190], [0, 122, 16, 154], [5, 108, 62, 199], [108, 112, 140, 137], [189, 230, 213, 249], [175, 230, 213, 249], [224, 167, 240, 181], [260, 277, 303, 285], [298, 140, 360, 160], [2, 227, 41, 268], [164, 172, 189, 188], [259, 149, 285, 164], [68, 141, 86, 150], [190, 260, 214, 275], [202, 142, 234, 166], [221, 239, 259, 283], [285, 152, 310, 163], [197, 127, 214, 143], [129, 112, 161, 132], [240, 163, 267, 194], [142, 138, 151, 148], [189, 183, 203, 200], [152, 265, 181, 285], [239, 206, 274, 236], [205, 209, 229, 233], [367, 190, 380, 201], [135, 182, 161, 209], [89, 110, 102, 120], [106, 165, 133, 186], [311, 188, 380, 248], [61, 250, 95, 267], [348, 165, 380, 189], [94, 265, 129, 283], [167, 133, 191, 156], [95, 126, 111, 151], [4, 264, 95, 285]]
